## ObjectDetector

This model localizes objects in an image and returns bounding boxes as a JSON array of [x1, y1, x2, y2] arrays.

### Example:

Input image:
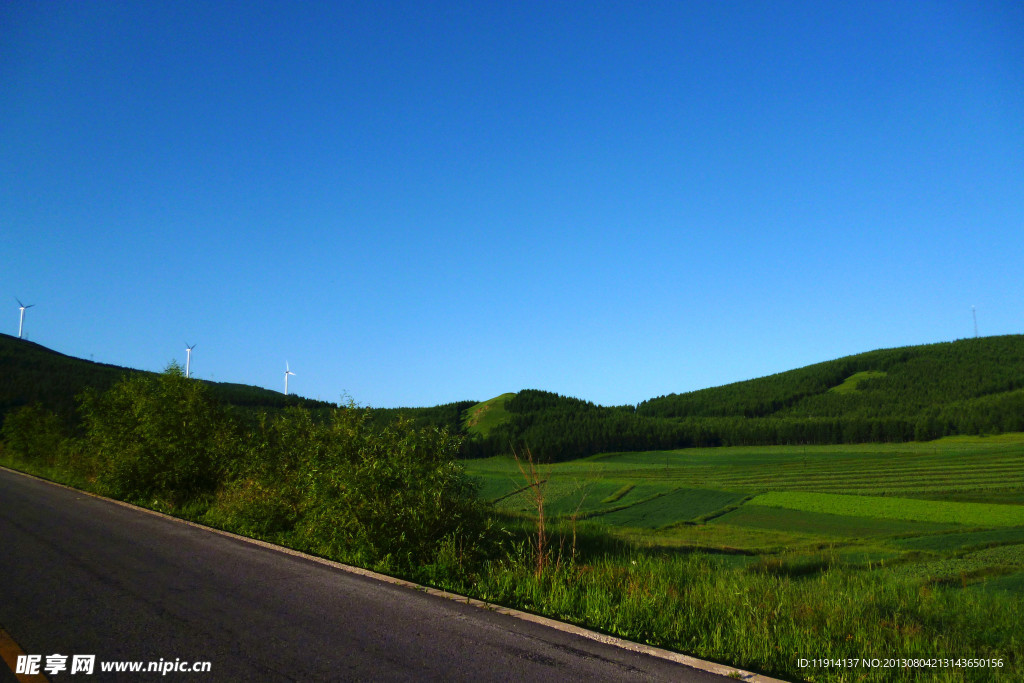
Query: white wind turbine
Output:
[[185, 344, 196, 378], [16, 298, 34, 339], [284, 361, 296, 395]]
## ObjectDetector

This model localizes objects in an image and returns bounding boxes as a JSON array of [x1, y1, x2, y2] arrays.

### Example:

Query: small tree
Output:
[[293, 407, 490, 573], [1, 403, 66, 465], [78, 363, 235, 506]]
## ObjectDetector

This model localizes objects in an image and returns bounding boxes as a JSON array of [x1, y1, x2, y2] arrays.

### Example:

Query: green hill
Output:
[[462, 393, 516, 438], [6, 332, 1024, 461], [465, 336, 1024, 461], [0, 333, 331, 428], [637, 335, 1024, 425], [366, 400, 479, 434]]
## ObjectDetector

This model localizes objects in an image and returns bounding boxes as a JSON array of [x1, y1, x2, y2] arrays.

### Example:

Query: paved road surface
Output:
[[0, 467, 751, 682]]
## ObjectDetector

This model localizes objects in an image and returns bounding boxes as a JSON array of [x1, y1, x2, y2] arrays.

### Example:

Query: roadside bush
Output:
[[78, 363, 236, 507], [1, 403, 67, 466], [207, 403, 493, 575], [203, 476, 299, 539], [284, 406, 489, 573]]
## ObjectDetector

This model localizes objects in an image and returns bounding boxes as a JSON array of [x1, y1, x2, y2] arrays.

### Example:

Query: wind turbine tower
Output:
[[284, 361, 296, 395], [16, 298, 34, 339], [185, 344, 196, 378], [972, 306, 978, 338]]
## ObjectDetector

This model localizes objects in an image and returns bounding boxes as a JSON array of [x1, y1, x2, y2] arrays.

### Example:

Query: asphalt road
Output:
[[0, 468, 745, 682]]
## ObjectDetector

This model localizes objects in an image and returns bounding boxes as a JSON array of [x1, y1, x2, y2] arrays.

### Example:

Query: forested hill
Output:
[[6, 333, 1024, 461], [463, 336, 1024, 461], [637, 335, 1024, 424], [0, 333, 332, 428]]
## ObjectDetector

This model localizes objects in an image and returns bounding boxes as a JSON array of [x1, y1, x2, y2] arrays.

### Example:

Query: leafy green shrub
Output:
[[1, 403, 66, 465], [295, 410, 491, 572], [78, 363, 236, 506], [206, 403, 492, 574], [203, 477, 299, 539]]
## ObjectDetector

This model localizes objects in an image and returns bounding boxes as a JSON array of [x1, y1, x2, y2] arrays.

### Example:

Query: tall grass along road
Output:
[[0, 468, 735, 682]]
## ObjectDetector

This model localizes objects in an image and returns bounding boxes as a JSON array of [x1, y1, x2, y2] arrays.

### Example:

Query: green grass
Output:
[[894, 526, 1024, 552], [886, 545, 1024, 586], [829, 370, 887, 394], [965, 543, 1024, 565], [750, 491, 1024, 527], [461, 393, 515, 438], [714, 504, 960, 538], [977, 570, 1024, 593], [591, 488, 746, 529], [574, 436, 1024, 498], [473, 472, 533, 502], [542, 480, 625, 516], [494, 479, 672, 517], [601, 483, 634, 504], [460, 436, 1024, 679], [469, 550, 1024, 682], [467, 434, 1024, 553], [465, 433, 1024, 674], [469, 434, 1024, 513], [625, 521, 821, 554]]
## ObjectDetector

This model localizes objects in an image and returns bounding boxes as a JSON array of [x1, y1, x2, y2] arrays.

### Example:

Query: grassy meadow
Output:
[[465, 435, 1024, 681], [461, 392, 515, 438]]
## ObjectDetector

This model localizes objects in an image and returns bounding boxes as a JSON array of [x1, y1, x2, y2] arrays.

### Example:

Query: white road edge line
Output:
[[1, 465, 786, 683]]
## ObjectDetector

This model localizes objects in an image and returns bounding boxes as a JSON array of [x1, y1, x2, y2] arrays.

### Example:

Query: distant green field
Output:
[[887, 545, 1024, 587], [978, 570, 1024, 593], [966, 543, 1024, 565], [581, 440, 1024, 498], [749, 491, 1024, 527], [894, 526, 1024, 552], [469, 435, 1024, 511], [713, 504, 959, 538], [466, 433, 1024, 595], [493, 478, 671, 518], [591, 488, 746, 529]]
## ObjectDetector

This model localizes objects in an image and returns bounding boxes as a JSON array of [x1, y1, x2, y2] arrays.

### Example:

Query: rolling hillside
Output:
[[5, 332, 1024, 460], [637, 335, 1024, 422], [461, 393, 516, 438], [462, 336, 1024, 460], [0, 333, 332, 427]]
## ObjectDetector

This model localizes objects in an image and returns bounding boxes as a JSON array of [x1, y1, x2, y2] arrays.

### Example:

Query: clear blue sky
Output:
[[3, 1, 1022, 408]]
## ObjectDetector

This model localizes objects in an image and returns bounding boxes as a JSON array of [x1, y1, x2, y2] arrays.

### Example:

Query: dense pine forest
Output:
[[3, 333, 1024, 462], [463, 336, 1024, 461]]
